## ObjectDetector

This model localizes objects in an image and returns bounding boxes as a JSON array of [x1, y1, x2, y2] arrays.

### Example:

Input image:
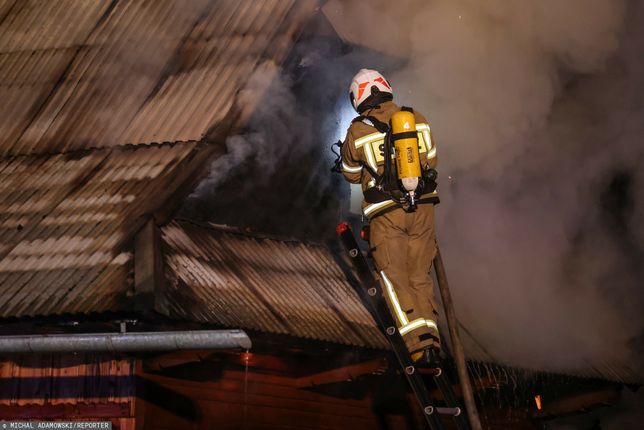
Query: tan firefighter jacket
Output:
[[341, 101, 438, 219]]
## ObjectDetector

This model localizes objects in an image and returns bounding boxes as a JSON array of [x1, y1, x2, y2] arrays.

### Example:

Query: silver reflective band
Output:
[[399, 318, 439, 336], [342, 162, 363, 173], [354, 132, 381, 172], [363, 200, 395, 216], [380, 272, 439, 338], [380, 270, 408, 325], [417, 123, 436, 159], [354, 131, 385, 148]]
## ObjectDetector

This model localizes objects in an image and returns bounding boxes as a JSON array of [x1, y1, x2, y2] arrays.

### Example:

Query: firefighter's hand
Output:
[[331, 160, 342, 173]]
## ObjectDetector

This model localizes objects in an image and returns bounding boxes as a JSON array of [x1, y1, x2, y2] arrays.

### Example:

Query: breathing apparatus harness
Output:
[[332, 106, 438, 213]]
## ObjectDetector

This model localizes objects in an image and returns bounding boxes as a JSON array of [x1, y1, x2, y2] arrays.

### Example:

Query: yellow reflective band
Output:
[[342, 162, 362, 173], [364, 143, 378, 171], [380, 270, 409, 326], [371, 138, 386, 163], [399, 318, 439, 336], [416, 123, 436, 159], [363, 200, 396, 216], [416, 123, 430, 132], [354, 132, 385, 149], [353, 132, 382, 172]]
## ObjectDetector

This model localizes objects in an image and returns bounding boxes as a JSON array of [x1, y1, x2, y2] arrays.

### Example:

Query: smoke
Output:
[[184, 0, 644, 386], [323, 0, 644, 379], [185, 62, 289, 192], [180, 33, 356, 238]]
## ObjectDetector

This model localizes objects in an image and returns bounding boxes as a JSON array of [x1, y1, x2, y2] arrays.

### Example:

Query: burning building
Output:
[[0, 0, 642, 429]]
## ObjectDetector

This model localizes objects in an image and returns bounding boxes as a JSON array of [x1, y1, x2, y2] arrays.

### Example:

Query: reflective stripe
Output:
[[363, 200, 396, 217], [417, 123, 436, 159], [381, 271, 439, 338], [380, 271, 408, 325], [355, 124, 436, 171], [354, 132, 381, 172], [342, 162, 363, 173], [399, 318, 439, 336], [364, 143, 378, 171], [417, 123, 431, 133], [354, 132, 385, 148]]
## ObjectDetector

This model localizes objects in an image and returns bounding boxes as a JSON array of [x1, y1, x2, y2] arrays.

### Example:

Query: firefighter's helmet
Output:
[[349, 69, 393, 113]]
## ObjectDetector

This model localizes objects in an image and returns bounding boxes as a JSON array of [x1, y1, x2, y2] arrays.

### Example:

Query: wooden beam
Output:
[[143, 350, 214, 373], [134, 219, 168, 315], [143, 349, 342, 377], [295, 357, 388, 388], [427, 376, 499, 401]]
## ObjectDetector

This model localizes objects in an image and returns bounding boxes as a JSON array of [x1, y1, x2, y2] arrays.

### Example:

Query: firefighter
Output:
[[340, 69, 440, 364]]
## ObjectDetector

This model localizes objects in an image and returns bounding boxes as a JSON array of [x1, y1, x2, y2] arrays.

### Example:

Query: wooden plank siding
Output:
[[0, 354, 135, 429], [138, 367, 422, 430]]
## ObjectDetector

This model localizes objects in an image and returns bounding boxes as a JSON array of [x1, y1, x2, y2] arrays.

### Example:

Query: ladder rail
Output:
[[337, 223, 470, 430], [434, 248, 483, 430]]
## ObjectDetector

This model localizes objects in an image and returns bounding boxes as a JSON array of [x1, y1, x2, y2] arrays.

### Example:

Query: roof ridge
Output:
[[170, 217, 326, 248]]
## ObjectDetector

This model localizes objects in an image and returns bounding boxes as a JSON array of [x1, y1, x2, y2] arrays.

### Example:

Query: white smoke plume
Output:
[[183, 0, 644, 391], [181, 53, 348, 238], [187, 62, 288, 192], [324, 0, 644, 382]]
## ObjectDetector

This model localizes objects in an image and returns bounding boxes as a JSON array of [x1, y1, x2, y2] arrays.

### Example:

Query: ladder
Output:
[[336, 222, 471, 430]]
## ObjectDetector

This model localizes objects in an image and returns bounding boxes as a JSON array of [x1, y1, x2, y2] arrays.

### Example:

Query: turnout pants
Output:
[[369, 203, 440, 354]]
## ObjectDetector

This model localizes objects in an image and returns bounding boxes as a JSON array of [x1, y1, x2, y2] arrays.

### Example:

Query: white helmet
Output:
[[349, 69, 393, 112]]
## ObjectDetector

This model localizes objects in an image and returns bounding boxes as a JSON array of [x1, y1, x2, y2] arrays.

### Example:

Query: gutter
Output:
[[0, 330, 251, 353]]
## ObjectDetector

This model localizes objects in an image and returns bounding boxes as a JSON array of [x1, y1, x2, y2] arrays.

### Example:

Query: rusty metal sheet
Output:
[[162, 220, 388, 349], [0, 142, 197, 318], [0, 0, 311, 156]]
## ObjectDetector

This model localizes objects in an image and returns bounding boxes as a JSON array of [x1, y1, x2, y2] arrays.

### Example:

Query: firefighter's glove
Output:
[[331, 160, 342, 174], [421, 168, 438, 194]]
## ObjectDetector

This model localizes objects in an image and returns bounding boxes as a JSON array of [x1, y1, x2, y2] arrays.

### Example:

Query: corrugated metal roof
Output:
[[161, 219, 388, 349], [0, 0, 314, 156], [0, 0, 316, 315], [0, 142, 198, 318], [161, 220, 644, 384]]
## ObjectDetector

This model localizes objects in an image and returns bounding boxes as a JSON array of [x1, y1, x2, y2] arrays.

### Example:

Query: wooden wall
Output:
[[137, 366, 423, 429], [0, 354, 136, 429], [0, 350, 550, 429]]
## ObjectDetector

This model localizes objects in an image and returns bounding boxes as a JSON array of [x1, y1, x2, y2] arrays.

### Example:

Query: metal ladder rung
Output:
[[424, 406, 462, 416], [418, 367, 442, 377], [436, 407, 462, 416], [405, 366, 442, 377]]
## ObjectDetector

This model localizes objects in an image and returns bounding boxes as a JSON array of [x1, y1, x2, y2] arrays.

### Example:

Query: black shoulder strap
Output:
[[352, 115, 389, 134]]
